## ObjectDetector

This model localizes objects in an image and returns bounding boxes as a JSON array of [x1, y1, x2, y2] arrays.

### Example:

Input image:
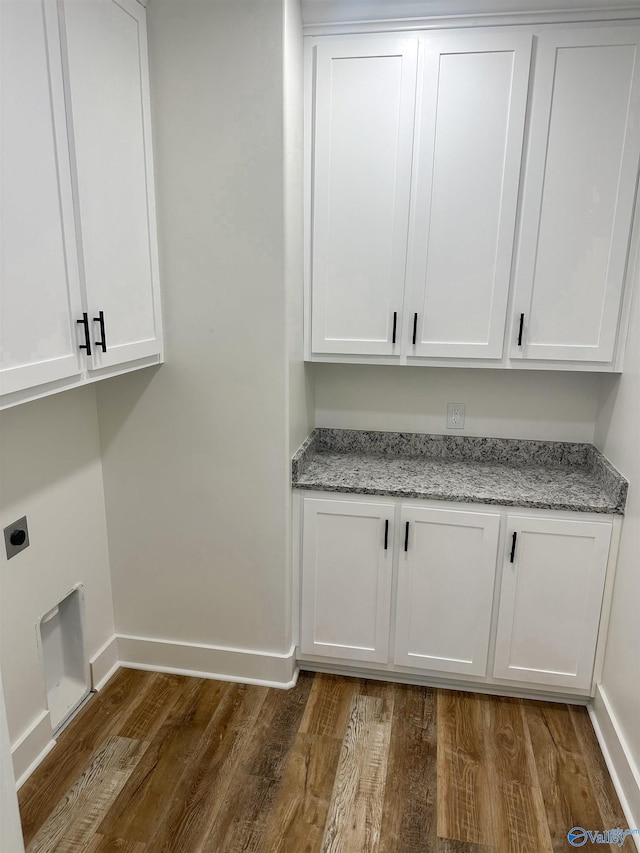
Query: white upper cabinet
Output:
[[0, 0, 83, 397], [1, 0, 162, 410], [510, 27, 640, 364], [59, 0, 162, 371], [406, 33, 531, 359], [310, 38, 418, 356], [306, 24, 640, 371]]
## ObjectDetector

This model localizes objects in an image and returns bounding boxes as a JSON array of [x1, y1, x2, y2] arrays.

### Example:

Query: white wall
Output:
[[593, 248, 640, 826], [286, 0, 314, 457], [285, 0, 314, 649], [96, 0, 297, 667], [0, 387, 115, 748], [314, 363, 603, 441], [284, 0, 315, 457], [0, 674, 24, 852]]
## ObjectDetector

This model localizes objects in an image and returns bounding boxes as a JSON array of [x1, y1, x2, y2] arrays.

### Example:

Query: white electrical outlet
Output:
[[446, 403, 466, 430]]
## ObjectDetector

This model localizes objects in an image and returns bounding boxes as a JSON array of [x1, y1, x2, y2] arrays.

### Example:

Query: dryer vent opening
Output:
[[38, 586, 90, 732]]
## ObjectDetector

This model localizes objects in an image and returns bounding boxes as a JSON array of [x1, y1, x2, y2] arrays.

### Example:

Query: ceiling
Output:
[[301, 0, 640, 25]]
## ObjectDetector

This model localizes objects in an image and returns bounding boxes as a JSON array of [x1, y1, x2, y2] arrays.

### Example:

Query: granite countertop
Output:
[[291, 429, 628, 515]]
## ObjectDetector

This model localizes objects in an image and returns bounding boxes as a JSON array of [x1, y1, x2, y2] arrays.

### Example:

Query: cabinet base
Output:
[[297, 657, 592, 705]]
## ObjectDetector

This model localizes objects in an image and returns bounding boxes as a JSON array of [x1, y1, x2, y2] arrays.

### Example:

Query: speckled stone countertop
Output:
[[292, 429, 627, 514]]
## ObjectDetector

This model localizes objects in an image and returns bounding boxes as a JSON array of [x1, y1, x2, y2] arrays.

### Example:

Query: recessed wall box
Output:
[[4, 516, 29, 559]]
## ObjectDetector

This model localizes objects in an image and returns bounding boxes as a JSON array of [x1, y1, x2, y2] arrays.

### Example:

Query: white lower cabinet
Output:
[[493, 516, 612, 691], [300, 498, 394, 663], [298, 494, 615, 697], [394, 506, 500, 677]]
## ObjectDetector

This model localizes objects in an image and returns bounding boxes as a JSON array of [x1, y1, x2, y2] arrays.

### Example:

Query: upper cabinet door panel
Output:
[[310, 38, 418, 356], [60, 0, 162, 369], [0, 0, 83, 397], [407, 33, 532, 359], [511, 28, 640, 363]]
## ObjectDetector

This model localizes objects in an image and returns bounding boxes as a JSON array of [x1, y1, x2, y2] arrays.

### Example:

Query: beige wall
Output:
[[314, 363, 603, 442], [0, 387, 114, 743], [96, 0, 295, 657]]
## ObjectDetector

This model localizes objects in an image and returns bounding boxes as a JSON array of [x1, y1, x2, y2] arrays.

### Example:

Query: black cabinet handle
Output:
[[412, 313, 418, 346], [94, 310, 107, 353], [384, 520, 389, 550], [517, 313, 524, 347], [392, 312, 397, 345], [509, 531, 518, 563], [404, 521, 410, 552], [77, 313, 91, 356]]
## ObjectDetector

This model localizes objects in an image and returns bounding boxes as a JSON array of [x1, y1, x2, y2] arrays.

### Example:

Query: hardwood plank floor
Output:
[[321, 691, 393, 852], [524, 701, 607, 852], [18, 669, 629, 853]]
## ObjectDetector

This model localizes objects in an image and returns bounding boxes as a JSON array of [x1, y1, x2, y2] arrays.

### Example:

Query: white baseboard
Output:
[[116, 634, 299, 689], [10, 635, 297, 789], [589, 685, 640, 850], [90, 635, 119, 691], [11, 710, 55, 790]]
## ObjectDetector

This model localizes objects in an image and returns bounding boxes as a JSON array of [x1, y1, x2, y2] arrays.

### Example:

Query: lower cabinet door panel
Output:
[[300, 498, 394, 663], [493, 516, 612, 690], [394, 507, 501, 676]]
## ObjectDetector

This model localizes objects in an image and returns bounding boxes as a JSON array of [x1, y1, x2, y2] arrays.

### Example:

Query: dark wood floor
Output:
[[18, 668, 628, 852]]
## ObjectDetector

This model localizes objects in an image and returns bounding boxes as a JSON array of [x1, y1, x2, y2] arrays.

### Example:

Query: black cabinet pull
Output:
[[77, 313, 91, 356], [384, 520, 389, 550], [404, 521, 410, 552], [509, 531, 518, 563], [94, 310, 107, 352], [517, 313, 524, 347], [412, 313, 418, 346], [392, 312, 397, 344]]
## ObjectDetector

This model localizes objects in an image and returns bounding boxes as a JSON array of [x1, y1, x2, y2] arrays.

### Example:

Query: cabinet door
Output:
[[300, 498, 394, 663], [407, 33, 531, 359], [510, 28, 640, 363], [59, 0, 162, 370], [394, 506, 500, 676], [494, 516, 611, 690], [310, 38, 417, 356], [0, 0, 83, 399]]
